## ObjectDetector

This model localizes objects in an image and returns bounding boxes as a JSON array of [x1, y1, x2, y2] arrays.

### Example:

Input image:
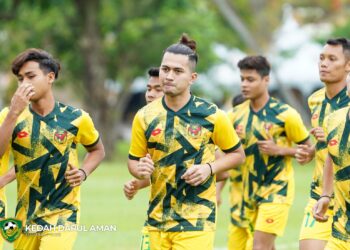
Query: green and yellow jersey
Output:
[[1, 102, 99, 231], [308, 87, 350, 201], [226, 112, 248, 228], [325, 107, 350, 242], [0, 107, 10, 219], [229, 97, 309, 211], [129, 95, 241, 232]]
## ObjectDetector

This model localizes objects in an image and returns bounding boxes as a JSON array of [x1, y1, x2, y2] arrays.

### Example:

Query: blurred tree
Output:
[[0, 0, 241, 159]]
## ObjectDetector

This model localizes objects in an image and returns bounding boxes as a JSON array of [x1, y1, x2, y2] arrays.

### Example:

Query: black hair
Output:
[[12, 48, 61, 79], [147, 67, 159, 77], [237, 55, 270, 77]]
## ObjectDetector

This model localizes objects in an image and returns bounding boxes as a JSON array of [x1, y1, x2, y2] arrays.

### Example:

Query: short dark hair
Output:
[[147, 67, 159, 77], [232, 94, 245, 107], [326, 38, 350, 60], [237, 55, 270, 77], [12, 48, 61, 79], [164, 34, 198, 71]]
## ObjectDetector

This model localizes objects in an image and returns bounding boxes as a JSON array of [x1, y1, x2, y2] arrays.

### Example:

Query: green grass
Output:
[[3, 159, 314, 250]]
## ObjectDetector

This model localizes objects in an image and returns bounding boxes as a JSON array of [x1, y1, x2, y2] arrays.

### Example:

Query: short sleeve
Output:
[[75, 111, 100, 147], [0, 107, 9, 124], [129, 111, 148, 160], [212, 109, 241, 153], [285, 108, 309, 144]]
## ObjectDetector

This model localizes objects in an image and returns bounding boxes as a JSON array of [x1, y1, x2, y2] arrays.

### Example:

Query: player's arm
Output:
[[124, 178, 150, 200], [182, 110, 245, 186], [0, 166, 16, 188], [0, 84, 34, 157], [216, 178, 227, 207], [128, 154, 154, 180], [65, 139, 105, 187], [295, 126, 324, 164], [313, 153, 333, 222]]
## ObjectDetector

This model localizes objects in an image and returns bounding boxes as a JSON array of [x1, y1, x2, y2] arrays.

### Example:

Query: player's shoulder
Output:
[[308, 87, 325, 105], [0, 107, 9, 115], [230, 100, 250, 114], [269, 97, 302, 121], [138, 97, 163, 117], [192, 95, 219, 112], [327, 106, 349, 121]]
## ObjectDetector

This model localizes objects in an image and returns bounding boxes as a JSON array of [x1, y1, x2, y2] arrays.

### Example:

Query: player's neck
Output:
[[325, 79, 347, 99], [250, 92, 270, 112], [164, 91, 191, 112], [30, 91, 56, 117]]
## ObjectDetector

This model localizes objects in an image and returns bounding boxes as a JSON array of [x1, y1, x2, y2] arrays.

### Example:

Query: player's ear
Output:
[[189, 72, 197, 86]]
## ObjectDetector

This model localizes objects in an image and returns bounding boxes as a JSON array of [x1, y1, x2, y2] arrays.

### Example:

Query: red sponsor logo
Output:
[[329, 139, 338, 146], [266, 218, 274, 224], [151, 128, 162, 136], [312, 113, 319, 120], [17, 131, 28, 138]]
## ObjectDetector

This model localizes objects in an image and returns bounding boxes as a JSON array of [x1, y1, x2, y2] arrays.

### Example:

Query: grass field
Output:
[[3, 148, 314, 250]]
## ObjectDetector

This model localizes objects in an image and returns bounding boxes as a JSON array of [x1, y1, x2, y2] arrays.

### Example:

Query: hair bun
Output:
[[179, 34, 197, 52]]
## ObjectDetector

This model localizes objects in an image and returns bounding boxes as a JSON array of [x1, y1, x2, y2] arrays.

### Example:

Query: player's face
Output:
[[319, 44, 349, 84], [145, 76, 163, 103], [17, 61, 54, 102], [240, 69, 268, 100], [159, 52, 197, 97]]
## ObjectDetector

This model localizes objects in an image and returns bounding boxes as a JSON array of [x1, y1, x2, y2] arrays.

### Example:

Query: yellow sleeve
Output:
[[75, 111, 100, 147], [212, 109, 241, 152], [285, 108, 309, 144], [129, 111, 147, 160], [0, 107, 9, 124]]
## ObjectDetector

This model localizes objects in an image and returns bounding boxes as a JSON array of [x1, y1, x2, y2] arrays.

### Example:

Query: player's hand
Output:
[[65, 164, 86, 187], [310, 127, 326, 142], [9, 83, 35, 117], [136, 154, 154, 180], [181, 164, 211, 186], [257, 134, 279, 156], [123, 179, 139, 200], [313, 197, 330, 222], [295, 144, 315, 164]]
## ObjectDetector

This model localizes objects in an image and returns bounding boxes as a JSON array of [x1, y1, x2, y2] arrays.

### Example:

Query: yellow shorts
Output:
[[140, 227, 150, 250], [251, 203, 290, 237], [149, 231, 215, 250], [325, 236, 350, 250], [14, 230, 77, 250], [299, 199, 332, 241], [228, 224, 253, 250]]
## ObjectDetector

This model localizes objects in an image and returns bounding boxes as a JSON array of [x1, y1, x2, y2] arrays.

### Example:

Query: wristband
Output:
[[319, 195, 332, 200], [79, 169, 87, 181], [207, 163, 213, 176]]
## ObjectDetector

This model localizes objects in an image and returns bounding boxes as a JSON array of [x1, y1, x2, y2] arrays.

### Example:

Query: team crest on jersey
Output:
[[312, 113, 319, 120], [264, 122, 273, 131], [54, 128, 68, 144], [0, 218, 22, 243], [188, 124, 202, 137]]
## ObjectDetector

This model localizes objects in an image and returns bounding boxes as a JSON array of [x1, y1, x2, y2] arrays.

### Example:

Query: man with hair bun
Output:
[[0, 48, 105, 250], [128, 34, 245, 249]]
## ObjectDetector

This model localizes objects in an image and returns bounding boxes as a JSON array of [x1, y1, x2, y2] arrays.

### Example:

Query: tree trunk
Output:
[[212, 0, 309, 123], [74, 0, 121, 160]]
